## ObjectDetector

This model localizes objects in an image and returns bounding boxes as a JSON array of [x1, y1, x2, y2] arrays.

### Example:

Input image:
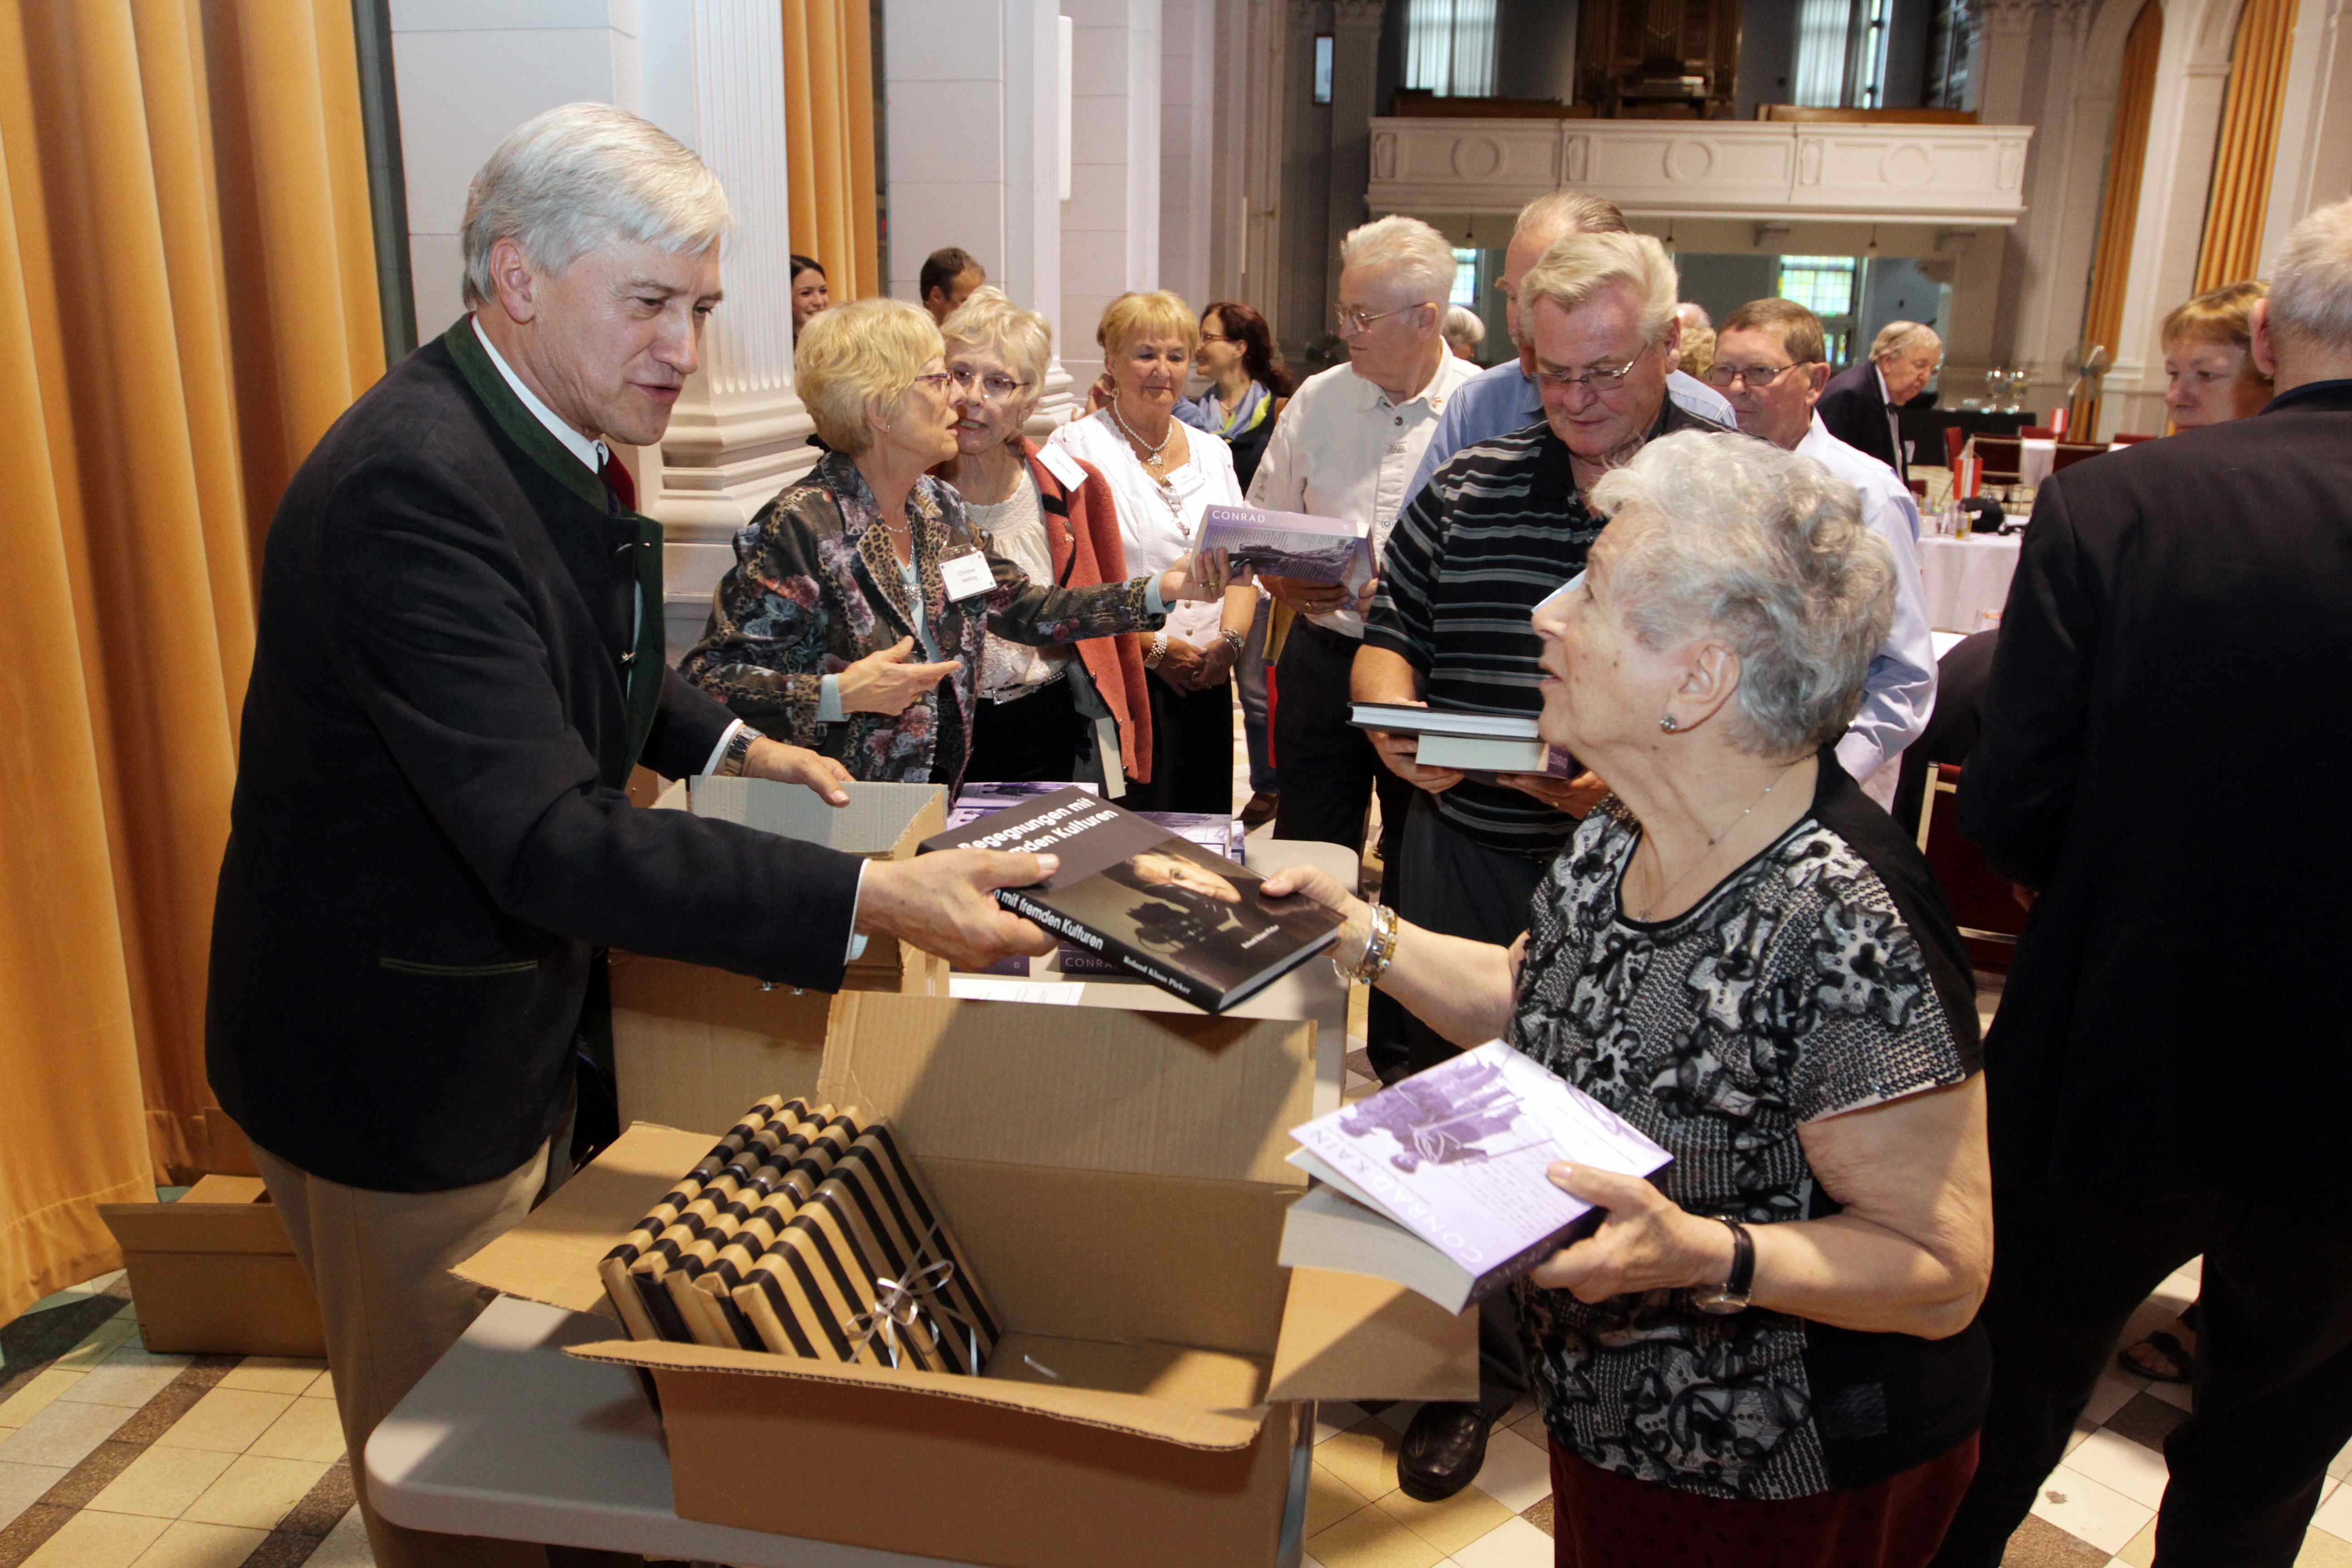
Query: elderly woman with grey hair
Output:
[[1267, 431, 1992, 1568]]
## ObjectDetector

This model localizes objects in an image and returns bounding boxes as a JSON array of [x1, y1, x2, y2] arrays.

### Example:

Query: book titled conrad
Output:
[[1279, 1041, 1673, 1312], [1348, 702, 1575, 776], [1193, 505, 1372, 588], [920, 786, 1343, 1012]]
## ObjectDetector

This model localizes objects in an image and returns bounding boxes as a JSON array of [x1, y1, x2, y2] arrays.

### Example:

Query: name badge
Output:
[[940, 548, 995, 601]]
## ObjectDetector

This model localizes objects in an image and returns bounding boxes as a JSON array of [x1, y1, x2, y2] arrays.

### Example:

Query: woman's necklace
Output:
[[1105, 399, 1173, 473], [1630, 762, 1800, 921]]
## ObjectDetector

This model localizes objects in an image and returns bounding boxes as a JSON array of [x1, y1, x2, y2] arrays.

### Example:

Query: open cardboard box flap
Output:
[[453, 1122, 715, 1315], [565, 1334, 1268, 1451], [1268, 1267, 1480, 1403], [99, 1176, 292, 1256]]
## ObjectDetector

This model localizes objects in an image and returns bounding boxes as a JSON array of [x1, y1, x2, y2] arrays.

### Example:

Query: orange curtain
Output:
[[2073, 0, 2163, 436], [0, 0, 382, 1321], [2195, 0, 2298, 291], [782, 0, 880, 300]]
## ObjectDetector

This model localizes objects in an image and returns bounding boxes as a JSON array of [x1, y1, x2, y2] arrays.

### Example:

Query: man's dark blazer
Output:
[[1959, 380, 2352, 1218], [1891, 628, 1999, 833], [207, 318, 865, 1194], [1816, 361, 1904, 480]]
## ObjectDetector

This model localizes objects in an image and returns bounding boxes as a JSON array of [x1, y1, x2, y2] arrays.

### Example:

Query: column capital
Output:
[[1332, 0, 1385, 29], [1287, 0, 1321, 31], [1972, 0, 2052, 37]]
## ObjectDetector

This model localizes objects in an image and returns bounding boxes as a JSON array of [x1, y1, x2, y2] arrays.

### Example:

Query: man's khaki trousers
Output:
[[251, 1134, 560, 1568]]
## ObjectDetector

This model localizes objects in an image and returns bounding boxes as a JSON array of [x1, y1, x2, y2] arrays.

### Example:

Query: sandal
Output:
[[2118, 1327, 2195, 1384]]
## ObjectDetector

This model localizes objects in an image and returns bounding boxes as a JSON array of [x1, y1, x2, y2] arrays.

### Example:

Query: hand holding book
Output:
[[1524, 1161, 1736, 1303]]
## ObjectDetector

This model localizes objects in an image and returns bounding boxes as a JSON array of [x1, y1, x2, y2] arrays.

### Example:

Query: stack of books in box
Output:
[[600, 1094, 998, 1373]]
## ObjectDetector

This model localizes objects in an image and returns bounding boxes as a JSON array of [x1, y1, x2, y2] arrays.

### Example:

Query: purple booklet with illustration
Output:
[[1192, 505, 1372, 588], [1279, 1041, 1672, 1312]]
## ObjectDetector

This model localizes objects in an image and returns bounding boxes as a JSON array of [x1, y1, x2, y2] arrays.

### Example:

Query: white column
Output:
[[633, 5, 814, 657], [882, 0, 1072, 419], [1207, 0, 1290, 312], [1063, 0, 1164, 359], [1159, 0, 1219, 310], [388, 0, 643, 340], [2262, 0, 2352, 269]]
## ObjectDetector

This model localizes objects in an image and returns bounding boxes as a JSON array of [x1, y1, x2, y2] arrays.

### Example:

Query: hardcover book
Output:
[[1192, 504, 1372, 588], [1280, 1042, 1672, 1312], [921, 787, 1343, 1011], [1346, 704, 1572, 776]]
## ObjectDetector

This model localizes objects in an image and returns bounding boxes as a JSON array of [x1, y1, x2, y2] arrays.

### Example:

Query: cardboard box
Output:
[[656, 775, 950, 992], [458, 992, 1477, 1568], [98, 1176, 326, 1358]]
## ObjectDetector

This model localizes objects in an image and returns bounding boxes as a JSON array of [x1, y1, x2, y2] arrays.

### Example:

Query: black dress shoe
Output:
[[1241, 790, 1279, 828], [1396, 1400, 1493, 1502]]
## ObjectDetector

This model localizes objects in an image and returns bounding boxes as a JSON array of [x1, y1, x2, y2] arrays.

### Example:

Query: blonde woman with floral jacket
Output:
[[683, 298, 1226, 787]]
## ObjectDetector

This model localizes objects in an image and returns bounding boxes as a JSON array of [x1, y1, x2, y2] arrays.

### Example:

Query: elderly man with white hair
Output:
[[208, 104, 1063, 1568], [1406, 191, 1734, 505], [1930, 195, 2352, 1568], [1246, 214, 1480, 862], [1353, 228, 1735, 1501], [1818, 318, 1943, 483]]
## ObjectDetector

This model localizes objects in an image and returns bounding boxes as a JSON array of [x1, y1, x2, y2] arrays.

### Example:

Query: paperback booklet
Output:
[[1279, 1041, 1672, 1312], [921, 786, 1342, 1011], [1346, 704, 1573, 776], [1192, 504, 1372, 588]]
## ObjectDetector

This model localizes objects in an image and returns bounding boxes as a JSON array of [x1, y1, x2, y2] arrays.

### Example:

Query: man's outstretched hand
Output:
[[856, 850, 1062, 970]]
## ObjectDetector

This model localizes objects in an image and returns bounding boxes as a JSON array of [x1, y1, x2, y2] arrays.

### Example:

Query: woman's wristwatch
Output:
[[1219, 627, 1247, 660], [1692, 1218, 1755, 1315]]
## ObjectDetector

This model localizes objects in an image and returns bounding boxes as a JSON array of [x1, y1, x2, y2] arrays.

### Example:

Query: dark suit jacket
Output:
[[1817, 361, 1904, 480], [1891, 628, 1999, 833], [1959, 380, 2352, 1216], [208, 318, 866, 1193]]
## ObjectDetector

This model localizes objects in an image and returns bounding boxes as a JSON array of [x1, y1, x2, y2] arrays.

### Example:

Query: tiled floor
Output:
[[0, 1273, 368, 1568]]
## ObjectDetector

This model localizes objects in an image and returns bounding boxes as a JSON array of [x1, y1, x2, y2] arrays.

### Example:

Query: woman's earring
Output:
[[1658, 715, 1679, 733]]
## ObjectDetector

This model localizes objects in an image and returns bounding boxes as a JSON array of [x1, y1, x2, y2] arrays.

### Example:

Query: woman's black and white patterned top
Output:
[[1509, 757, 1989, 1500]]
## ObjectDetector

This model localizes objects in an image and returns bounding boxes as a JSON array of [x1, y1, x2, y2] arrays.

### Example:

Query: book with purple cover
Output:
[[1280, 1041, 1672, 1312], [1193, 505, 1372, 588]]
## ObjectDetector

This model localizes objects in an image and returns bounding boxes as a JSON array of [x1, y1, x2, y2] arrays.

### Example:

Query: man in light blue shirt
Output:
[[1408, 192, 1735, 504]]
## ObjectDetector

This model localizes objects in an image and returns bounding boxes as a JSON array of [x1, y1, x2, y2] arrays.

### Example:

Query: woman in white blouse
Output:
[[1048, 291, 1258, 813]]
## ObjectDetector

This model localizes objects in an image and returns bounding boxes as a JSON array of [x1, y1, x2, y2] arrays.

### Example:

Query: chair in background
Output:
[[2020, 426, 2060, 440], [2051, 441, 2111, 474], [1970, 436, 2023, 488], [1916, 763, 2026, 971], [2111, 432, 2162, 445]]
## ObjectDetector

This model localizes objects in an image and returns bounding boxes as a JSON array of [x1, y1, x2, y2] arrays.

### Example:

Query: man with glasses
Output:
[[1819, 319, 1944, 483], [1354, 230, 1733, 1504], [1246, 216, 1480, 859], [1406, 191, 1732, 508], [1714, 299, 1936, 801]]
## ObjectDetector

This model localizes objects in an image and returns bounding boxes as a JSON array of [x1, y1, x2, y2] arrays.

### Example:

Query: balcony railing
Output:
[[1367, 117, 2034, 225]]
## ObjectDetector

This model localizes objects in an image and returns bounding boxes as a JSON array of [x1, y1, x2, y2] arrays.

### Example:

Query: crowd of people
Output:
[[208, 95, 2352, 1568]]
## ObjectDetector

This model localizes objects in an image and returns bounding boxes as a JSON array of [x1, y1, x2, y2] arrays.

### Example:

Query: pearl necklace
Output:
[[1106, 400, 1173, 473]]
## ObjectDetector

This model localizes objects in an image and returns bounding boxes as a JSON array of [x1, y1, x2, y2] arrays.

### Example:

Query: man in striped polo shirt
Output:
[[1353, 228, 1731, 1503]]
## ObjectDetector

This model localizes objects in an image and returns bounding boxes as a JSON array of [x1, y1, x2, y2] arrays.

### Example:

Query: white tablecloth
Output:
[[1917, 534, 2023, 633], [2017, 438, 2058, 488]]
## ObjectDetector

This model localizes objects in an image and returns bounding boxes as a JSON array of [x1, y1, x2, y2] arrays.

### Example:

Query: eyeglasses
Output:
[[1199, 332, 1239, 345], [1334, 303, 1425, 338], [910, 372, 954, 392], [946, 366, 1031, 400], [1703, 362, 1803, 389], [1532, 354, 1644, 394]]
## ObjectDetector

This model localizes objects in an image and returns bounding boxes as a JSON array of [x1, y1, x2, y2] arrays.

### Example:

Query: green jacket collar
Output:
[[441, 315, 612, 513]]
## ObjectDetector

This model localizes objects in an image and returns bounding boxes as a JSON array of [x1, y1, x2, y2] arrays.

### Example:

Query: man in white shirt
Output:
[[1247, 216, 1480, 854], [1713, 299, 1938, 805]]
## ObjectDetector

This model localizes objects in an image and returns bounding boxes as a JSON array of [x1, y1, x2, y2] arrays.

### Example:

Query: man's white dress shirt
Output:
[[1244, 353, 1481, 639], [1799, 413, 1937, 803]]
